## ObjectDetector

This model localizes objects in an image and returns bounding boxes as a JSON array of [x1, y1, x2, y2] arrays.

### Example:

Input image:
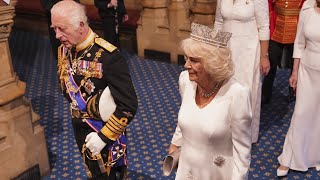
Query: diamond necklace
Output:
[[198, 81, 223, 98]]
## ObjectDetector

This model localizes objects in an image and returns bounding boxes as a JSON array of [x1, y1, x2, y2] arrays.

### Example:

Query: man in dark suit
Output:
[[94, 0, 128, 48]]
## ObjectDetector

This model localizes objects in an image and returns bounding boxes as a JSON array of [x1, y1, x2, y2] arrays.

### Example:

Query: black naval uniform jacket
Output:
[[94, 0, 127, 20], [57, 29, 137, 177], [94, 0, 127, 47]]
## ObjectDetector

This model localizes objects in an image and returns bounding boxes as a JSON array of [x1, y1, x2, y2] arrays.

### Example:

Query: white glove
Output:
[[85, 132, 107, 156]]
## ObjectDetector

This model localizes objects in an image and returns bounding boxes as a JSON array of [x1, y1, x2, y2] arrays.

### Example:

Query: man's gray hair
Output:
[[51, 0, 88, 29]]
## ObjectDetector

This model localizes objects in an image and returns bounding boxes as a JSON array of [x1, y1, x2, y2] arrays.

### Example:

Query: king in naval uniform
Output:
[[51, 1, 138, 179]]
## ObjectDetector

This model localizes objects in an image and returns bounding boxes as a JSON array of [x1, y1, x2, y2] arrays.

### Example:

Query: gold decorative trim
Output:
[[275, 7, 300, 16], [86, 95, 101, 119], [100, 114, 128, 141], [100, 125, 119, 141]]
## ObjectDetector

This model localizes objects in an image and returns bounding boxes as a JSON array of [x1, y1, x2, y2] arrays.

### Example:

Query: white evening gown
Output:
[[171, 71, 252, 180], [214, 0, 270, 143], [278, 0, 320, 171]]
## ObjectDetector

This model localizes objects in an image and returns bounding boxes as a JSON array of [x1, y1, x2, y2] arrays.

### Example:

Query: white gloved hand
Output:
[[85, 132, 107, 156]]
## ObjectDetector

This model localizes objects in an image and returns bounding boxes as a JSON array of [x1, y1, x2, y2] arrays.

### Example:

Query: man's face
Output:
[[51, 14, 81, 48]]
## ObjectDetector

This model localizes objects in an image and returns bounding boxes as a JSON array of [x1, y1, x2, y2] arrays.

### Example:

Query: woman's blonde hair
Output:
[[181, 38, 234, 82]]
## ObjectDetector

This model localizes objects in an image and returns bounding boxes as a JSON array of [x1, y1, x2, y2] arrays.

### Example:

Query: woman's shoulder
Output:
[[297, 0, 315, 23], [178, 70, 194, 96], [222, 78, 250, 97], [179, 70, 189, 80], [301, 0, 315, 11]]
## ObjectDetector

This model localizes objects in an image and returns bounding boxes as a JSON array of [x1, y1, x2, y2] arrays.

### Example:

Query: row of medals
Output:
[[69, 45, 95, 119]]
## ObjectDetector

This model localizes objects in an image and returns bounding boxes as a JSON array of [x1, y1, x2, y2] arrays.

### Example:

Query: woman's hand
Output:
[[260, 56, 270, 76], [168, 144, 179, 154], [289, 71, 298, 90]]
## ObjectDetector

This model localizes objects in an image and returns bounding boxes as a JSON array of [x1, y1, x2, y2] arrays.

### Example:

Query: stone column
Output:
[[136, 0, 218, 63], [0, 0, 50, 179], [168, 0, 191, 62], [136, 0, 170, 59], [124, 0, 143, 10], [190, 0, 216, 27]]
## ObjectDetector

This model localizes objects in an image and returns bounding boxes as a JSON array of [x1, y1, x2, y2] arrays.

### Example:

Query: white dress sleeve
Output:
[[293, 6, 309, 58], [171, 125, 183, 146], [171, 71, 188, 146], [178, 71, 188, 100], [231, 86, 252, 180], [254, 0, 270, 40]]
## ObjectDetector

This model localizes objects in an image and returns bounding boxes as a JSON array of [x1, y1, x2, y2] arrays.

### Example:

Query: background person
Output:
[[214, 0, 270, 143], [94, 0, 128, 48], [262, 0, 305, 104], [277, 0, 320, 176]]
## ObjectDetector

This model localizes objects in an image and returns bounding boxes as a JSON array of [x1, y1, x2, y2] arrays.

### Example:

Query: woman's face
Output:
[[184, 54, 208, 83]]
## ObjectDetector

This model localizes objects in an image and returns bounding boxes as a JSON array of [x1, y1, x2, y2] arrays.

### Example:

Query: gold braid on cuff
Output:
[[100, 114, 128, 141], [86, 94, 101, 120]]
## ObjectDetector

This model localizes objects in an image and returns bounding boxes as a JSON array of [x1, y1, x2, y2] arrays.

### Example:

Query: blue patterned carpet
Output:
[[9, 29, 320, 180]]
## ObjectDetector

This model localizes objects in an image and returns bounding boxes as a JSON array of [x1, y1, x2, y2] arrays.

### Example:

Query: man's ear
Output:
[[79, 21, 85, 33]]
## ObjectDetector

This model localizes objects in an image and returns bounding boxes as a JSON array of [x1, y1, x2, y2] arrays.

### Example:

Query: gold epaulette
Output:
[[95, 38, 117, 53]]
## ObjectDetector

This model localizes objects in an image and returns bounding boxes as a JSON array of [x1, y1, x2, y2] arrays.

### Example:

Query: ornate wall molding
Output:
[[0, 21, 12, 39], [0, 0, 15, 40]]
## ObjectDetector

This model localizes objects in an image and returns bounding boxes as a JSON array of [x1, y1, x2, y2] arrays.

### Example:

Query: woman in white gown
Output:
[[168, 23, 252, 180], [277, 0, 320, 176], [214, 0, 270, 143]]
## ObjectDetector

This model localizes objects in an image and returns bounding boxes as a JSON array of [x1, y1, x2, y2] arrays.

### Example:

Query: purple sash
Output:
[[65, 56, 127, 167]]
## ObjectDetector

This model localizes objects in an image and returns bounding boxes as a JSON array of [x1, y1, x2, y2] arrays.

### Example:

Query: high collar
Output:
[[76, 28, 95, 52]]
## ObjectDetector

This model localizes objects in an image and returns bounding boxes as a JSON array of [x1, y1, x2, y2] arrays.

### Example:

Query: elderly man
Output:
[[40, 0, 79, 58], [51, 1, 138, 179]]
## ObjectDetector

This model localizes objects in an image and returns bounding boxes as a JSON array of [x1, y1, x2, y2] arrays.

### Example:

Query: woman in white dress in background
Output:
[[168, 23, 252, 180], [214, 0, 270, 143], [277, 0, 320, 176]]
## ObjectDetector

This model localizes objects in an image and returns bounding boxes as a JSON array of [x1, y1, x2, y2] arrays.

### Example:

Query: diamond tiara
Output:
[[190, 22, 232, 47]]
